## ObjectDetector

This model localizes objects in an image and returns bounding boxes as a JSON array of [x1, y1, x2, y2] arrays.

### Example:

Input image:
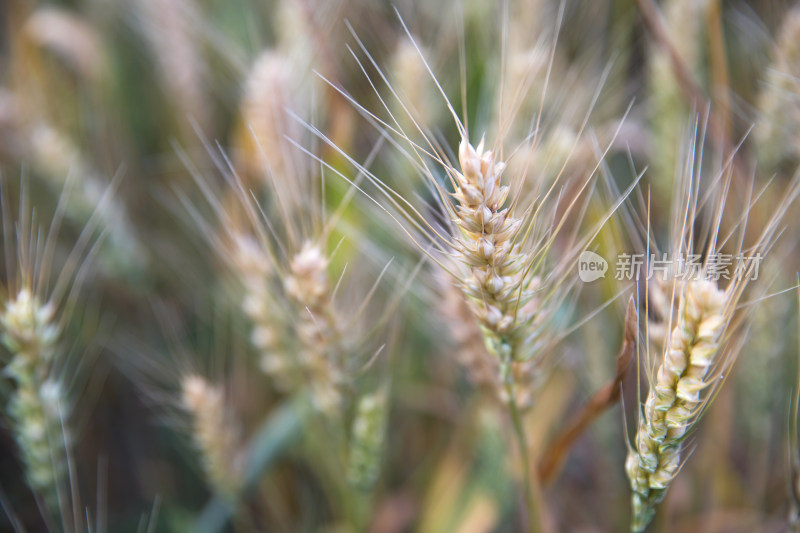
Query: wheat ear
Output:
[[346, 387, 389, 528], [239, 52, 299, 189], [347, 388, 388, 491], [181, 374, 243, 498], [1, 288, 68, 506], [230, 233, 289, 382], [626, 279, 726, 532], [133, 0, 207, 133], [646, 0, 705, 197], [284, 241, 344, 414], [454, 139, 526, 339], [452, 139, 544, 408], [452, 138, 548, 531], [755, 6, 800, 171]]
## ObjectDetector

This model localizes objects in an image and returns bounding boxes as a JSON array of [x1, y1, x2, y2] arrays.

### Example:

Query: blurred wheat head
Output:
[[0, 175, 112, 528]]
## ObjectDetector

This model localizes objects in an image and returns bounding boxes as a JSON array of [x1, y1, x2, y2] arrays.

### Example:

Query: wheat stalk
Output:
[[181, 114, 372, 420], [307, 25, 635, 413], [228, 233, 346, 415], [450, 136, 548, 533], [448, 138, 548, 413], [27, 124, 145, 277], [24, 7, 105, 83]]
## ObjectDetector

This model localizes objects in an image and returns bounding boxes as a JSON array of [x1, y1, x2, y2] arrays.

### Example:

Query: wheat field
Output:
[[1, 0, 800, 532]]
